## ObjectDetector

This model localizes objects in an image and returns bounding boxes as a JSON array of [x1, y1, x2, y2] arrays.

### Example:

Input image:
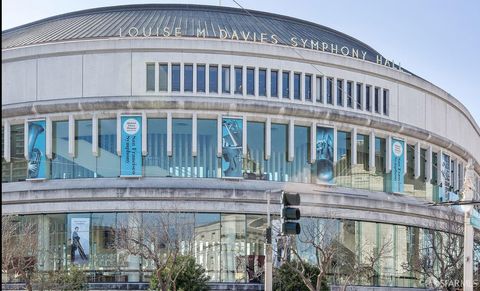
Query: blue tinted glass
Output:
[[97, 119, 119, 178], [196, 119, 217, 178], [294, 73, 300, 100], [51, 121, 73, 179], [144, 118, 168, 177], [172, 64, 180, 92], [266, 124, 287, 181], [271, 71, 278, 97], [282, 72, 289, 98], [73, 120, 94, 178], [247, 68, 254, 95], [197, 65, 205, 92], [259, 69, 266, 96], [172, 119, 193, 177], [209, 66, 218, 93], [235, 67, 242, 94], [184, 65, 193, 92]]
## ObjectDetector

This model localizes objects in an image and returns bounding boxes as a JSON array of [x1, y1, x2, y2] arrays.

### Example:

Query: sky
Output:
[[2, 0, 479, 124]]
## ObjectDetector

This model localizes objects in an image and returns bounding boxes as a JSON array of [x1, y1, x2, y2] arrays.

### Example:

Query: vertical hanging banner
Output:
[[121, 115, 142, 177], [222, 117, 243, 178], [70, 218, 90, 265], [316, 126, 334, 183], [27, 119, 47, 179], [391, 138, 405, 192]]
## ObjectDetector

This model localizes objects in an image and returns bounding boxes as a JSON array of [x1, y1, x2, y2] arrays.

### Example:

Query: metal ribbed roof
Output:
[[2, 4, 383, 62]]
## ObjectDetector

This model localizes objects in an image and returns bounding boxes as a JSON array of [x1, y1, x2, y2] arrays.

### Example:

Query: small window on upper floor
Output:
[[316, 76, 323, 103], [209, 65, 218, 93], [259, 69, 267, 97], [282, 71, 290, 98], [374, 87, 381, 113], [271, 70, 278, 97], [146, 63, 155, 92], [365, 85, 372, 111], [159, 63, 168, 92], [293, 73, 301, 100], [172, 64, 180, 92], [234, 66, 243, 94], [247, 68, 255, 95], [356, 83, 363, 110], [337, 79, 344, 106], [326, 77, 333, 104], [346, 81, 353, 108], [383, 89, 389, 115], [184, 64, 193, 92], [197, 65, 206, 93], [305, 74, 312, 101]]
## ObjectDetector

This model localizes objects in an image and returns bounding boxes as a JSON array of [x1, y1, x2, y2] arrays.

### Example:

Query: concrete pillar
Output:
[[116, 113, 121, 156], [167, 63, 172, 93], [192, 113, 197, 157], [68, 115, 75, 158], [242, 66, 247, 96], [386, 136, 392, 173], [167, 113, 172, 156], [217, 115, 222, 158], [278, 69, 283, 98], [24, 120, 29, 160], [310, 122, 316, 163], [426, 146, 433, 182], [192, 63, 197, 93], [437, 150, 443, 186], [311, 74, 317, 104], [142, 112, 147, 156], [333, 77, 338, 106], [300, 72, 305, 101], [369, 131, 375, 171], [92, 115, 98, 157], [403, 141, 407, 175], [4, 120, 10, 162], [180, 63, 185, 93], [333, 127, 338, 164], [351, 128, 357, 166], [414, 142, 421, 179], [266, 68, 271, 98], [45, 117, 52, 159], [288, 119, 294, 162], [217, 64, 222, 94], [265, 117, 271, 160], [289, 71, 294, 100], [205, 64, 210, 94], [323, 76, 328, 105], [242, 116, 247, 158], [254, 67, 259, 97], [128, 213, 141, 282], [230, 65, 235, 96]]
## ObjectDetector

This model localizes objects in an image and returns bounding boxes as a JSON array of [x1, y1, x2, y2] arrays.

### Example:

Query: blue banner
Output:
[[121, 116, 142, 177], [391, 138, 404, 192], [27, 120, 47, 179], [316, 126, 334, 183], [222, 117, 243, 178]]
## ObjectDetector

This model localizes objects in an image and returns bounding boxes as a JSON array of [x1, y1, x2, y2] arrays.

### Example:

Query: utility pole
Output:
[[265, 190, 272, 291]]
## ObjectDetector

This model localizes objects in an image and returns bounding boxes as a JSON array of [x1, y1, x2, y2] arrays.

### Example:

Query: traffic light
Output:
[[280, 191, 301, 235]]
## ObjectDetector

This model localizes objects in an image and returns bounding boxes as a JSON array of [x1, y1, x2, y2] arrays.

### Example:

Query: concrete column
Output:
[[310, 122, 316, 163], [386, 136, 392, 173], [311, 74, 317, 104], [454, 159, 459, 191], [289, 71, 294, 100], [205, 64, 210, 94], [254, 67, 259, 97], [142, 112, 147, 156], [266, 68, 271, 98], [351, 128, 357, 166], [242, 66, 247, 96], [4, 121, 11, 162], [167, 63, 172, 93], [265, 117, 271, 160], [278, 69, 283, 98], [46, 117, 52, 159], [437, 150, 443, 186], [414, 142, 421, 179], [127, 213, 141, 282], [300, 72, 305, 101], [217, 115, 222, 158], [167, 113, 172, 156], [323, 76, 328, 105], [192, 113, 197, 157], [288, 119, 294, 162], [116, 113, 121, 156], [217, 64, 222, 94], [230, 65, 235, 96], [242, 116, 247, 158], [192, 63, 197, 93], [24, 120, 29, 160], [92, 115, 98, 157], [426, 146, 433, 182], [154, 62, 159, 92], [333, 127, 338, 164], [364, 85, 369, 112], [403, 141, 408, 175], [180, 63, 185, 93], [333, 77, 338, 106], [68, 115, 75, 158], [369, 131, 375, 171]]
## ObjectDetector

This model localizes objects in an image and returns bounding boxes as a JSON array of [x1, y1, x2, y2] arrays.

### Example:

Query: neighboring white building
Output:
[[2, 4, 479, 290]]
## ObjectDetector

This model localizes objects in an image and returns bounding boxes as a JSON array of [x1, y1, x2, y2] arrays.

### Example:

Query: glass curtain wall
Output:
[[244, 122, 266, 180], [335, 131, 351, 186], [266, 124, 287, 181], [51, 121, 72, 179], [73, 120, 94, 178], [195, 213, 221, 281], [2, 124, 27, 182], [196, 119, 217, 178], [221, 214, 246, 283], [286, 126, 310, 183], [171, 119, 193, 177], [144, 118, 168, 176], [96, 119, 119, 178]]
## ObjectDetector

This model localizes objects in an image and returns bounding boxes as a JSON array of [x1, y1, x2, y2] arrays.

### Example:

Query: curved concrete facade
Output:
[[2, 4, 480, 289]]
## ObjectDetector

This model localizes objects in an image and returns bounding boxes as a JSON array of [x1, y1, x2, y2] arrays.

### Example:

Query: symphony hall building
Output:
[[2, 4, 480, 290]]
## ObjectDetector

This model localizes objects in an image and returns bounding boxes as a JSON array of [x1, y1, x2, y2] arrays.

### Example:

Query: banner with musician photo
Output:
[[27, 120, 47, 179], [315, 126, 334, 184], [222, 117, 243, 178], [70, 218, 90, 265]]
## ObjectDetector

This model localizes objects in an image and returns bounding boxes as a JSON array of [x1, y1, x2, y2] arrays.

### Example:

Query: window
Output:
[[374, 87, 380, 113], [197, 65, 206, 93], [316, 76, 323, 102], [259, 69, 266, 96], [97, 119, 119, 178], [282, 71, 290, 98], [51, 121, 72, 179], [336, 131, 351, 176], [234, 67, 242, 94], [247, 68, 255, 95], [365, 85, 372, 111], [209, 65, 218, 93], [172, 119, 193, 177], [195, 213, 221, 281], [144, 118, 168, 177], [337, 79, 343, 106], [159, 64, 168, 92], [286, 126, 310, 183], [356, 134, 369, 171], [375, 137, 386, 174], [146, 63, 155, 91], [184, 64, 193, 92], [196, 119, 217, 178], [271, 70, 278, 97], [222, 66, 231, 93], [266, 123, 287, 181], [327, 77, 333, 104], [305, 74, 312, 101], [244, 122, 265, 180], [293, 73, 301, 100], [356, 83, 363, 109], [383, 89, 389, 115], [73, 120, 94, 178], [172, 64, 180, 92], [347, 81, 353, 108]]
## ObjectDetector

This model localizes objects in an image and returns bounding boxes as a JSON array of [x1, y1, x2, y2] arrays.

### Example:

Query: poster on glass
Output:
[[27, 119, 47, 180], [222, 117, 243, 178], [315, 126, 334, 184], [70, 218, 90, 265]]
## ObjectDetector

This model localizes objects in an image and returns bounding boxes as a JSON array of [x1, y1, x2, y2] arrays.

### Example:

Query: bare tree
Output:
[[2, 215, 39, 291], [113, 212, 195, 291]]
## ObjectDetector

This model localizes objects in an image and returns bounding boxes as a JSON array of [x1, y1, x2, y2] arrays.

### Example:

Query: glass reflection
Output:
[[196, 119, 217, 178], [144, 118, 168, 177], [97, 119, 119, 178]]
